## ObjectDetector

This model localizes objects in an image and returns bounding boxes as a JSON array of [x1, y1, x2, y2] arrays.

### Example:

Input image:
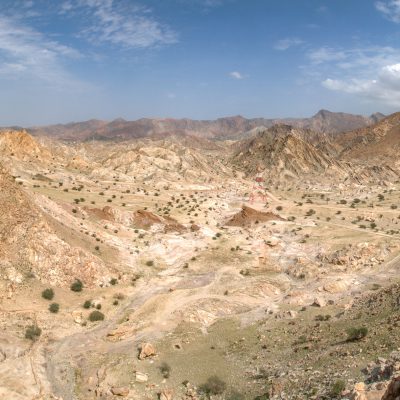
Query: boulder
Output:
[[159, 388, 174, 400], [111, 387, 130, 397], [135, 371, 148, 383], [382, 376, 400, 400], [139, 342, 156, 359], [312, 297, 326, 307]]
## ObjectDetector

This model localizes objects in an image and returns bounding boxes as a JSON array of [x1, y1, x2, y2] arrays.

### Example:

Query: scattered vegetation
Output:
[[200, 376, 227, 396], [41, 288, 54, 300], [70, 279, 83, 292], [83, 300, 92, 309], [49, 303, 60, 313], [331, 380, 346, 397], [25, 325, 42, 341], [88, 310, 105, 321], [346, 326, 368, 342]]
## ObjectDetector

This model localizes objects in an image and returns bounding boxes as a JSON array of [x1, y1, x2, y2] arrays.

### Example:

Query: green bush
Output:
[[25, 325, 42, 340], [200, 376, 226, 395], [346, 327, 368, 341], [253, 394, 270, 400], [228, 391, 245, 400], [331, 380, 346, 397], [89, 310, 105, 321], [49, 303, 59, 313], [70, 279, 83, 292], [83, 300, 92, 309], [42, 288, 54, 300]]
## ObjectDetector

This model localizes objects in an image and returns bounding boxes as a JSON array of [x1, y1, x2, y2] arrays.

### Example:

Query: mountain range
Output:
[[23, 109, 385, 141]]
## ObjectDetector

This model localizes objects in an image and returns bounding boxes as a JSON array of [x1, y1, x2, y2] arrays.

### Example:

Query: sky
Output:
[[1, 0, 400, 125]]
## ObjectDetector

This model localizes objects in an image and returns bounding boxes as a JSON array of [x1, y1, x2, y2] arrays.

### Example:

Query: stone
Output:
[[159, 388, 174, 400], [354, 382, 366, 392], [139, 342, 156, 359], [312, 297, 326, 307], [135, 371, 148, 383], [72, 310, 84, 324], [111, 387, 130, 396]]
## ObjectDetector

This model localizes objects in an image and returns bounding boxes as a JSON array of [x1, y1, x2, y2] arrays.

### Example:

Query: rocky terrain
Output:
[[0, 112, 400, 400]]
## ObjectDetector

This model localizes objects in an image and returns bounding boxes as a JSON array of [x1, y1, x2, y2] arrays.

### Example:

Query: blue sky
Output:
[[1, 0, 400, 125]]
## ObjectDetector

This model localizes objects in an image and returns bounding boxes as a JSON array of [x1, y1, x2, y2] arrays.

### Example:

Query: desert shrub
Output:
[[70, 279, 83, 292], [315, 314, 331, 321], [276, 206, 283, 211], [83, 300, 92, 309], [109, 278, 118, 285], [228, 391, 246, 400], [253, 394, 270, 400], [146, 260, 154, 267], [200, 376, 226, 395], [25, 325, 42, 340], [49, 303, 60, 313], [296, 335, 307, 344], [331, 380, 346, 397], [113, 300, 119, 306], [159, 362, 171, 378], [346, 327, 368, 341], [42, 288, 54, 300], [96, 303, 102, 310], [89, 310, 105, 321]]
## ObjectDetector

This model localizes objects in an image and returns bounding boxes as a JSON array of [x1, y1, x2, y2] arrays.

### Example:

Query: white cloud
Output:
[[274, 37, 303, 51], [308, 47, 347, 64], [322, 62, 400, 107], [0, 15, 84, 89], [375, 0, 400, 23], [64, 0, 177, 49], [229, 71, 245, 79], [303, 44, 400, 107]]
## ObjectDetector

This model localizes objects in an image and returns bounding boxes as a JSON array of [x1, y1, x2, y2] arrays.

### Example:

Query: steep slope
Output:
[[232, 125, 345, 182], [339, 112, 400, 159], [0, 164, 109, 288], [336, 112, 400, 182], [26, 110, 384, 141], [0, 130, 52, 162]]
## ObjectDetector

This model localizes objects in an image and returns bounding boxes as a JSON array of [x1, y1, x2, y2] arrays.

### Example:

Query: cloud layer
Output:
[[307, 46, 400, 107], [375, 0, 400, 23], [274, 37, 303, 51], [0, 15, 82, 88], [63, 0, 178, 49]]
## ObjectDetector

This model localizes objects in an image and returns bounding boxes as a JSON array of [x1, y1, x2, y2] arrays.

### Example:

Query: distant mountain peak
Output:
[[314, 109, 334, 118]]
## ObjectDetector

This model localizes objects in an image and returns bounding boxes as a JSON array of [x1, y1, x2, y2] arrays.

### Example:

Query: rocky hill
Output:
[[231, 124, 346, 183], [0, 163, 109, 289]]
